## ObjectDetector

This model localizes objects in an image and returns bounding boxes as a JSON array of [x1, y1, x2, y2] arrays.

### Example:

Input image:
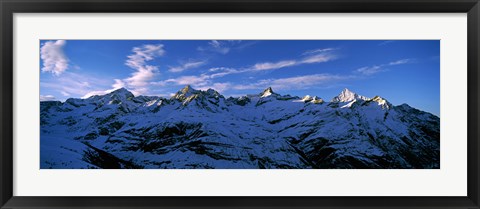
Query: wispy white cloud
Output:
[[41, 73, 90, 93], [252, 60, 297, 71], [125, 44, 165, 69], [153, 74, 211, 87], [81, 81, 126, 99], [197, 40, 246, 55], [389, 59, 412, 65], [356, 59, 413, 75], [152, 68, 236, 88], [40, 40, 69, 76], [124, 66, 157, 89], [209, 67, 234, 72], [209, 68, 241, 78], [302, 48, 336, 56], [249, 48, 337, 71], [196, 82, 232, 93], [153, 74, 233, 93], [197, 40, 230, 54], [41, 72, 111, 98], [40, 95, 57, 101], [78, 43, 340, 98], [250, 53, 336, 71], [168, 60, 207, 73], [201, 51, 337, 79], [208, 40, 227, 52], [124, 44, 165, 93], [170, 75, 210, 86], [356, 65, 383, 75], [81, 79, 128, 99], [67, 44, 165, 98], [300, 53, 336, 64], [112, 79, 126, 89], [233, 74, 349, 91], [150, 48, 339, 93], [81, 90, 111, 99], [60, 91, 70, 96]]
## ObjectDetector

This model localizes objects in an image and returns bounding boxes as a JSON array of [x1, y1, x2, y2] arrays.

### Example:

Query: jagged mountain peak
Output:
[[342, 88, 353, 94], [372, 95, 387, 103], [260, 87, 278, 98], [75, 87, 137, 111], [205, 88, 221, 97], [301, 95, 324, 104], [98, 87, 135, 103], [109, 87, 133, 96], [331, 88, 369, 103], [172, 85, 199, 99], [370, 95, 392, 109], [171, 85, 225, 105], [180, 85, 196, 94]]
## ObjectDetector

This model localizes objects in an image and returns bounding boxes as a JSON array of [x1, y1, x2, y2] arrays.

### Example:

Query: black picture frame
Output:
[[1, 0, 479, 208]]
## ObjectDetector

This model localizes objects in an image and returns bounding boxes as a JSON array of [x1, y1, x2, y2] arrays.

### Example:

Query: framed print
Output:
[[1, 0, 479, 208], [38, 40, 441, 170]]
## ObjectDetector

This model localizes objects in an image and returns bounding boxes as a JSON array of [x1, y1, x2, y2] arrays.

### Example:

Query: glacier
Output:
[[40, 86, 440, 169]]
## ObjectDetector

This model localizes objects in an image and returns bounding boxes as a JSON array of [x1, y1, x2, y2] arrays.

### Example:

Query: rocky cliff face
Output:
[[40, 86, 440, 169]]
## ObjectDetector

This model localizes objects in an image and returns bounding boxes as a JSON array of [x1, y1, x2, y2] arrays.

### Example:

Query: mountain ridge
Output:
[[53, 86, 391, 108], [40, 85, 440, 169]]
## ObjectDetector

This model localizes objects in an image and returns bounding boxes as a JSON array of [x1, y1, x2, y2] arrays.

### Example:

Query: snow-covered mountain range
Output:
[[40, 86, 440, 169]]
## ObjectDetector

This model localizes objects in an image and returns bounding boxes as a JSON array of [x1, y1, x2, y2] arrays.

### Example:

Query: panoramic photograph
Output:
[[40, 40, 440, 169]]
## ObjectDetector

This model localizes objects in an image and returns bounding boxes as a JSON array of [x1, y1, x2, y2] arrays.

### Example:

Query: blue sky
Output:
[[40, 40, 440, 115]]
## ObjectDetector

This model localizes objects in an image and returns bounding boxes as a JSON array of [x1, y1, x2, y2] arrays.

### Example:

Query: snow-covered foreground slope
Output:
[[40, 86, 440, 169]]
